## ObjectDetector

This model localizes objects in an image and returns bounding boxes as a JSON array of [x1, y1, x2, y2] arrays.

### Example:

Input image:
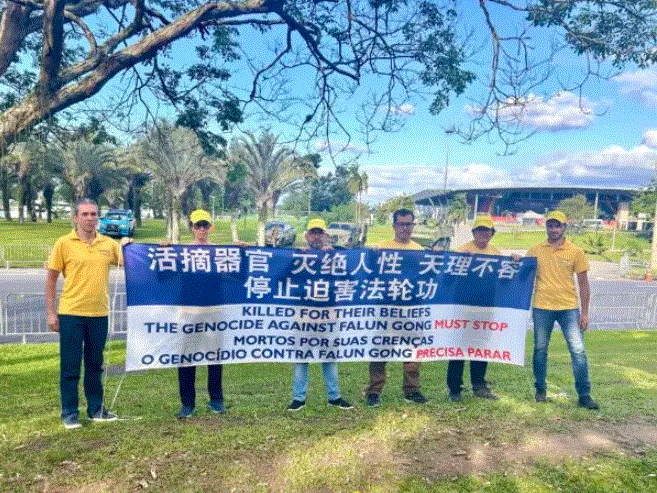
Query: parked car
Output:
[[325, 222, 364, 248], [265, 221, 297, 247], [98, 209, 136, 237]]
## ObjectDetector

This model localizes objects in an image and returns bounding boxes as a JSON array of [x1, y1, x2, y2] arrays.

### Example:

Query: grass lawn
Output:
[[2, 331, 657, 492]]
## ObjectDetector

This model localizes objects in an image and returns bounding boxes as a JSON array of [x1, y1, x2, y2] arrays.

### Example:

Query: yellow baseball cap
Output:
[[545, 210, 567, 224], [472, 214, 494, 230], [306, 218, 327, 231], [190, 209, 212, 224]]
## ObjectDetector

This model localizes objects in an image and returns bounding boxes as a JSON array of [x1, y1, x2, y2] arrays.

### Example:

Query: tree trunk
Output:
[[257, 200, 267, 246], [230, 211, 239, 243], [44, 183, 54, 223], [17, 174, 25, 223], [1, 168, 10, 220]]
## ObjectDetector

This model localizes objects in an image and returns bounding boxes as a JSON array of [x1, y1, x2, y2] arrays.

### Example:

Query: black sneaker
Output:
[[578, 395, 600, 410], [473, 386, 499, 400], [177, 405, 195, 419], [448, 391, 462, 403], [90, 407, 118, 422], [366, 393, 381, 407], [287, 400, 306, 411], [62, 414, 81, 429], [328, 398, 354, 409], [404, 391, 428, 404]]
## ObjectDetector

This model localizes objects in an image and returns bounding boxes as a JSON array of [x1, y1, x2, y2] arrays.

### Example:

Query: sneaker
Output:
[[448, 391, 462, 403], [209, 400, 225, 413], [404, 391, 428, 404], [177, 405, 195, 419], [535, 391, 547, 403], [90, 407, 118, 422], [366, 393, 381, 407], [473, 386, 499, 400], [62, 414, 81, 429], [578, 395, 600, 410], [287, 400, 306, 412], [328, 398, 354, 409]]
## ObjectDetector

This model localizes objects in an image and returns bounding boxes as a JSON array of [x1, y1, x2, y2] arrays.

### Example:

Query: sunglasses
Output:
[[193, 221, 211, 229]]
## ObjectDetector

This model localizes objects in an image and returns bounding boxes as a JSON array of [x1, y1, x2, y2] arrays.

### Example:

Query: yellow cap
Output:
[[190, 209, 212, 224], [472, 214, 494, 230], [306, 218, 327, 232], [545, 210, 567, 224]]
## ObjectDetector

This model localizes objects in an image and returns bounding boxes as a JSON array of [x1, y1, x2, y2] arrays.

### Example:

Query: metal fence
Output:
[[1, 291, 127, 343], [1, 290, 656, 343], [1, 244, 52, 269]]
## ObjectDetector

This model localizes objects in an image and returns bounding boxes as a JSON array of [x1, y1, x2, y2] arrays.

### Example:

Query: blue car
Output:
[[98, 209, 136, 237]]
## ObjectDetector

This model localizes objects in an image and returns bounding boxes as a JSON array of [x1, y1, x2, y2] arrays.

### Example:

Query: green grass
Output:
[[2, 331, 657, 492], [0, 219, 650, 267]]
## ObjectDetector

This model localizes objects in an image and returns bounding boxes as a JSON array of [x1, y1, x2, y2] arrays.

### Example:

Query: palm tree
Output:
[[138, 121, 225, 242], [56, 137, 122, 203], [227, 130, 317, 245], [347, 162, 368, 225]]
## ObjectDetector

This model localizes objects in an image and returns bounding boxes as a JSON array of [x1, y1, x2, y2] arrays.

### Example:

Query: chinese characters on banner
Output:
[[124, 244, 537, 371]]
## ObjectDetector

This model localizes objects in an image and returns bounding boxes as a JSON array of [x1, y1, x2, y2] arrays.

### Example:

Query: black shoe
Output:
[[287, 400, 306, 411], [578, 395, 600, 410], [473, 386, 499, 400], [366, 393, 381, 407], [328, 398, 354, 409], [448, 391, 461, 403], [404, 391, 428, 404], [535, 391, 547, 403]]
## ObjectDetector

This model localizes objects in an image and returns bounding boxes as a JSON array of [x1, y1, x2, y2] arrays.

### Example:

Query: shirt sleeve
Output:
[[574, 248, 589, 273], [113, 240, 123, 267], [47, 239, 64, 272]]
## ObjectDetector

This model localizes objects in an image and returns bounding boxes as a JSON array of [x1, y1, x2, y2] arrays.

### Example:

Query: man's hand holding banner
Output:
[[123, 244, 536, 371]]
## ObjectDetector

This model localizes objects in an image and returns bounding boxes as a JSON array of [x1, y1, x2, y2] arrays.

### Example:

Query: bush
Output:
[[581, 232, 607, 256]]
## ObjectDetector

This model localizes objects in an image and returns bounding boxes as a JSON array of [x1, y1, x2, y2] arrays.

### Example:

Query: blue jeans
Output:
[[532, 308, 591, 398], [292, 363, 341, 401]]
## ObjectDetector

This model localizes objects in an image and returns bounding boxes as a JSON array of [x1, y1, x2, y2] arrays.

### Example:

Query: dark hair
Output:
[[73, 198, 98, 216], [393, 208, 414, 224]]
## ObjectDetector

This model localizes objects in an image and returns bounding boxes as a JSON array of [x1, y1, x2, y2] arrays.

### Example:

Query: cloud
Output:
[[613, 68, 657, 107], [360, 141, 656, 204], [642, 129, 657, 148], [519, 144, 657, 187], [313, 140, 365, 155], [361, 163, 514, 204], [389, 103, 415, 115], [466, 91, 597, 131]]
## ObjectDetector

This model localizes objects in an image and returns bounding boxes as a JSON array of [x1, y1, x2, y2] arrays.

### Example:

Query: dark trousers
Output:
[[447, 360, 488, 394], [59, 315, 108, 418], [178, 365, 223, 408], [365, 361, 420, 395]]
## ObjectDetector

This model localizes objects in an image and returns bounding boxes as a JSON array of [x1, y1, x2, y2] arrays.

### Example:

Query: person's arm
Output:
[[45, 269, 60, 332], [576, 270, 590, 332]]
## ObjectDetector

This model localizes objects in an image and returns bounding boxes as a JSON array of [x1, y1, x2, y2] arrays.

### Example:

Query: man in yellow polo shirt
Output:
[[46, 199, 123, 428], [364, 208, 427, 407], [447, 214, 501, 402], [526, 210, 599, 410]]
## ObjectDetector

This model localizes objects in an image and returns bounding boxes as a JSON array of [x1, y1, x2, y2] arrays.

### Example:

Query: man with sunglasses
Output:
[[176, 209, 225, 418], [364, 208, 428, 407]]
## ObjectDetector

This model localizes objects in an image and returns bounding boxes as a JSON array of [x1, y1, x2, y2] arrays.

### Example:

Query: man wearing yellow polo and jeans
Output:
[[46, 199, 123, 429], [526, 210, 599, 410], [364, 208, 427, 407], [447, 214, 500, 402]]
